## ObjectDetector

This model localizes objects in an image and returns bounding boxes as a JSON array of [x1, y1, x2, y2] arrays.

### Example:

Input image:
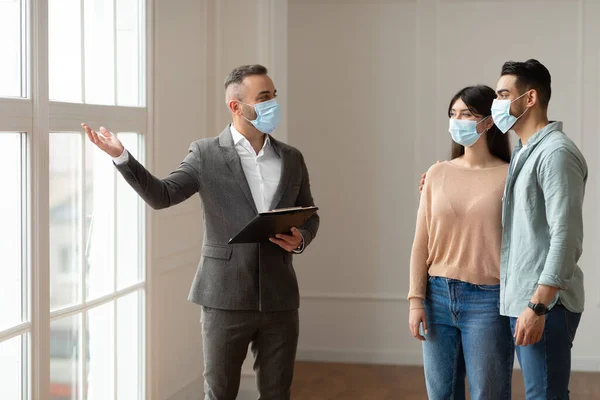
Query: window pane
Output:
[[0, 0, 24, 98], [0, 334, 28, 400], [84, 0, 115, 105], [87, 303, 114, 400], [50, 133, 82, 311], [117, 291, 142, 400], [116, 133, 141, 289], [49, 0, 83, 103], [0, 133, 26, 332], [116, 0, 142, 106], [86, 140, 116, 300], [50, 315, 81, 400]]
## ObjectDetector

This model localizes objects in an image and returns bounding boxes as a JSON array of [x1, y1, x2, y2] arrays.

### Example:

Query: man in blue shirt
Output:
[[492, 59, 587, 399]]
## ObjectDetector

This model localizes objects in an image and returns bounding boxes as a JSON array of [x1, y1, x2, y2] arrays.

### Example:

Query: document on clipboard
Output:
[[228, 206, 319, 244]]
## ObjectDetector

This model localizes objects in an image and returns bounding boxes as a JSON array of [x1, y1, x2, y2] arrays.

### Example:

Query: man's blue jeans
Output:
[[422, 276, 514, 400], [510, 303, 582, 400]]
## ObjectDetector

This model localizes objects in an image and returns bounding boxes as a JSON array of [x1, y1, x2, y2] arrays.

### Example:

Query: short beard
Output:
[[241, 103, 257, 121]]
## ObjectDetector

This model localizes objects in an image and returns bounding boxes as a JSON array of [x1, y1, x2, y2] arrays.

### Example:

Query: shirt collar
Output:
[[516, 121, 562, 149], [230, 124, 271, 148]]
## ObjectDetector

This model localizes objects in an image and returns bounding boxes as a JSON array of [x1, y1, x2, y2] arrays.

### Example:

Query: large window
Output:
[[0, 0, 148, 399], [49, 0, 144, 105], [49, 132, 145, 399]]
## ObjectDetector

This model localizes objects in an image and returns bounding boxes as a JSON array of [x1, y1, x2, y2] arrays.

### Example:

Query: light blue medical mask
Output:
[[448, 116, 489, 147], [491, 91, 530, 133], [239, 99, 281, 134]]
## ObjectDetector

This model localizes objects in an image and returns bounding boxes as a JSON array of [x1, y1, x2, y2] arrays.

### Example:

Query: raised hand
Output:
[[82, 123, 125, 158]]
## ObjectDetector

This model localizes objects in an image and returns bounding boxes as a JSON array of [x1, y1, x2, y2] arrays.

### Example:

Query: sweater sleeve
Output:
[[408, 172, 432, 300]]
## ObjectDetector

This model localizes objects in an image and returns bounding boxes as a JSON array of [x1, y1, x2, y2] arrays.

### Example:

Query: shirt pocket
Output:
[[514, 172, 539, 211]]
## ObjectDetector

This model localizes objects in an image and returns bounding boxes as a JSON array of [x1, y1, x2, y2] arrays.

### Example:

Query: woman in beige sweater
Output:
[[408, 85, 514, 400]]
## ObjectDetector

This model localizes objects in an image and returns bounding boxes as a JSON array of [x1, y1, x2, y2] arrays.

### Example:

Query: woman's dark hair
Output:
[[448, 85, 511, 163]]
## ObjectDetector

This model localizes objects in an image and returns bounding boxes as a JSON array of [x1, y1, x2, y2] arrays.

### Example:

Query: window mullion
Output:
[[113, 0, 118, 106], [21, 0, 28, 98], [114, 297, 118, 400], [113, 137, 118, 400], [80, 0, 86, 103], [30, 0, 50, 398], [21, 133, 29, 326], [49, 282, 145, 322], [80, 131, 88, 400], [0, 322, 32, 343], [21, 130, 30, 400]]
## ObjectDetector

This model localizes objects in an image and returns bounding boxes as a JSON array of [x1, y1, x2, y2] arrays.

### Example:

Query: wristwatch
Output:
[[528, 301, 549, 316]]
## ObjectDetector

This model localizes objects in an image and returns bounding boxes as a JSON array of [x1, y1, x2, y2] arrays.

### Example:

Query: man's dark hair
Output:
[[224, 64, 268, 89], [224, 64, 268, 103], [501, 59, 551, 108]]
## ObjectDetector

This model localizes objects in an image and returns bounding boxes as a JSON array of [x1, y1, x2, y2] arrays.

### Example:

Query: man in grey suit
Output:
[[82, 64, 319, 400]]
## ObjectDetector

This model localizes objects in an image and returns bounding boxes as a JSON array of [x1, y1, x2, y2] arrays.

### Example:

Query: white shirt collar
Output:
[[230, 124, 271, 148]]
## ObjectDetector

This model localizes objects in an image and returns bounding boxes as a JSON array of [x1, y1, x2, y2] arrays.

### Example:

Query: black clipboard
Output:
[[228, 206, 319, 244]]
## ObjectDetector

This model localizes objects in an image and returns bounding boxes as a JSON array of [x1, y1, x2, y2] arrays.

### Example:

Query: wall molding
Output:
[[155, 246, 201, 275], [288, 0, 417, 4], [296, 346, 600, 372], [571, 356, 600, 372], [439, 0, 580, 2], [154, 208, 203, 264], [166, 375, 203, 400], [297, 346, 423, 365], [301, 292, 409, 302]]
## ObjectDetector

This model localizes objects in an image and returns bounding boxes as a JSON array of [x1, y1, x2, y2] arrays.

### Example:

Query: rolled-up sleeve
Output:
[[537, 148, 586, 289]]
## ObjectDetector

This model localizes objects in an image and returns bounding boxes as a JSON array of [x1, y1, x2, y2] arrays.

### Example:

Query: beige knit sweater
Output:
[[408, 161, 509, 300]]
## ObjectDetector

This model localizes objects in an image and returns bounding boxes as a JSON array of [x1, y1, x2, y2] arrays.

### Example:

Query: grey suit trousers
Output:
[[201, 307, 299, 400]]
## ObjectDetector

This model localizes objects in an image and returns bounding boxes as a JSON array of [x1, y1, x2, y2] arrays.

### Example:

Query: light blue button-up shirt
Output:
[[500, 122, 587, 317]]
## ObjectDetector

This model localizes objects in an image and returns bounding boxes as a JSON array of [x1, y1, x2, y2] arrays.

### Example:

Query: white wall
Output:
[[150, 0, 207, 398], [287, 0, 600, 372], [150, 0, 600, 399], [288, 0, 420, 365]]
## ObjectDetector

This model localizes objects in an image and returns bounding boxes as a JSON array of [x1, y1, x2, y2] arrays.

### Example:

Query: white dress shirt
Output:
[[113, 124, 304, 251], [229, 124, 282, 213]]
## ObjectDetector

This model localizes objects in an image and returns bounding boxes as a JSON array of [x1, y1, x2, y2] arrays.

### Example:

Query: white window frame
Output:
[[0, 0, 154, 398]]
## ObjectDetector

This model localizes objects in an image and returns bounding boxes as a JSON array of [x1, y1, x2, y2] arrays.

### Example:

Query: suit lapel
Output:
[[218, 127, 258, 214], [269, 140, 293, 210]]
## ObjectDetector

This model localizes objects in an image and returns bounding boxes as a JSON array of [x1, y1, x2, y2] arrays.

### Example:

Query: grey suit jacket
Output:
[[114, 126, 320, 311]]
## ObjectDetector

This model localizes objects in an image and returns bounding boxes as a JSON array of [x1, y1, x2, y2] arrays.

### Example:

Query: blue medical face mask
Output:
[[238, 98, 281, 134], [491, 91, 530, 133], [448, 116, 489, 147]]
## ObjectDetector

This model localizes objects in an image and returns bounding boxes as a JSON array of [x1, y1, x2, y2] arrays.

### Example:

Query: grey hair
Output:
[[224, 64, 268, 103]]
